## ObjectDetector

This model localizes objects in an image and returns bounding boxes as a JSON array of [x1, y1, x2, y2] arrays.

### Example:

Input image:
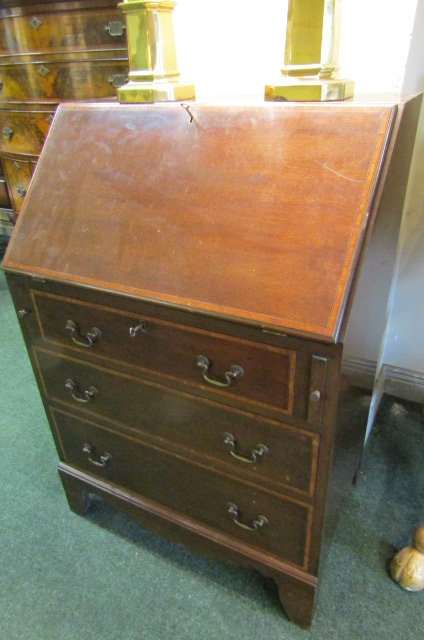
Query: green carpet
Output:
[[0, 267, 423, 640]]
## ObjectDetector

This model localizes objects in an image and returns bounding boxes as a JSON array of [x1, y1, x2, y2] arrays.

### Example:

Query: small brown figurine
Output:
[[390, 523, 424, 591]]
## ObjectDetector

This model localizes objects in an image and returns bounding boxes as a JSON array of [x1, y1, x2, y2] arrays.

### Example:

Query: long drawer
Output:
[[2, 155, 37, 214], [0, 107, 55, 154], [0, 9, 126, 55], [51, 406, 312, 569], [32, 290, 296, 417], [0, 53, 128, 100], [34, 347, 318, 497]]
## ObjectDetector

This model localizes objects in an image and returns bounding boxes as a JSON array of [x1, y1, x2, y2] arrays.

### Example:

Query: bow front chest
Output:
[[3, 100, 420, 627]]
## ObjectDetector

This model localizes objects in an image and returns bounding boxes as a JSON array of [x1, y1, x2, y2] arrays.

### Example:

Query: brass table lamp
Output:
[[117, 0, 195, 103], [265, 0, 354, 101]]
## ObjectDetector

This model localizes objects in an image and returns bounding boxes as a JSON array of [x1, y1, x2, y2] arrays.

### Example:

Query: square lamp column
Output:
[[265, 0, 353, 101], [117, 0, 195, 103]]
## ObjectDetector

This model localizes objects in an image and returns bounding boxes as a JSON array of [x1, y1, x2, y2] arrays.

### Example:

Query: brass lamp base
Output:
[[265, 77, 354, 102], [117, 80, 195, 103]]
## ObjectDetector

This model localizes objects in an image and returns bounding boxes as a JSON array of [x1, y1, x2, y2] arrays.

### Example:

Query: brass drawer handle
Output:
[[65, 319, 102, 348], [2, 126, 13, 141], [65, 379, 98, 403], [223, 432, 268, 464], [196, 355, 244, 388], [16, 185, 27, 197], [104, 21, 126, 37], [227, 503, 268, 531], [82, 443, 112, 467]]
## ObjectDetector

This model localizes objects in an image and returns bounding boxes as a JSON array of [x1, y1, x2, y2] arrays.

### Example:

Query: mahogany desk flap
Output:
[[3, 102, 396, 341]]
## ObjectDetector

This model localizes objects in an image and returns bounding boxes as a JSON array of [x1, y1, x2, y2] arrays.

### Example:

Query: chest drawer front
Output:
[[32, 291, 296, 417], [51, 407, 311, 569], [0, 58, 128, 101], [3, 156, 36, 213], [0, 10, 126, 55], [0, 109, 55, 154], [0, 174, 10, 208], [34, 348, 317, 497]]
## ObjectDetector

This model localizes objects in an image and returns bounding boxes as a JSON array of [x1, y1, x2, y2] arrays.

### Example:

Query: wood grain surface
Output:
[[3, 102, 395, 340]]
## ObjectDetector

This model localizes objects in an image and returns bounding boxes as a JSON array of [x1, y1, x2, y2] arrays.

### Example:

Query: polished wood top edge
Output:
[[350, 92, 421, 105], [56, 100, 403, 111], [58, 461, 319, 583]]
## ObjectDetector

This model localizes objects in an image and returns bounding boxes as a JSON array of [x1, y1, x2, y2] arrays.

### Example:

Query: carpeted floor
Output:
[[0, 266, 423, 640]]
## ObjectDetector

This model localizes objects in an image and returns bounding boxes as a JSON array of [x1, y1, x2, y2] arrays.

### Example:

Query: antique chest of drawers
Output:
[[3, 99, 420, 627], [0, 0, 128, 220]]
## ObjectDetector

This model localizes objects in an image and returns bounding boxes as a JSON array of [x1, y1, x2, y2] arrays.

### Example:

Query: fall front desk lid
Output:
[[3, 102, 396, 342]]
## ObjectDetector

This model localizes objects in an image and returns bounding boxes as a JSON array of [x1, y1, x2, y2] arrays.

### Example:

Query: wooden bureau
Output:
[[3, 99, 421, 627], [0, 0, 128, 220]]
